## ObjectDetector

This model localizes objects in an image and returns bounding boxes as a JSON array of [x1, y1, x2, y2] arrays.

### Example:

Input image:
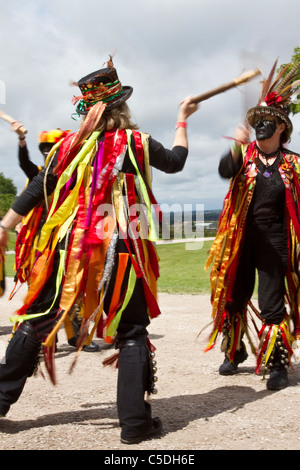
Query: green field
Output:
[[4, 238, 213, 295], [4, 254, 16, 278], [156, 240, 212, 294]]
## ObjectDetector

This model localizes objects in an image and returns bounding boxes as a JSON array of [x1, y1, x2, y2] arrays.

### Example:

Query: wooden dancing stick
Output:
[[0, 109, 27, 134], [190, 68, 262, 104]]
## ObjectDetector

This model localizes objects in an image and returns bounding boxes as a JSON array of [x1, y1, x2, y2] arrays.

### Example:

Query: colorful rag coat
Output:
[[11, 128, 162, 377], [205, 141, 300, 371]]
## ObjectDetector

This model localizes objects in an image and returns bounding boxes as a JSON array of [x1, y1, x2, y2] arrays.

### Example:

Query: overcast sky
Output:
[[0, 0, 300, 211]]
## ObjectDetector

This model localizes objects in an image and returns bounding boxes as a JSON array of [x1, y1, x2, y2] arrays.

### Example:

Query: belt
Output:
[[116, 335, 148, 349]]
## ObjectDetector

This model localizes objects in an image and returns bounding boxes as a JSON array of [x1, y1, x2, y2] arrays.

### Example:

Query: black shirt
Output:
[[219, 150, 285, 221], [19, 144, 41, 181]]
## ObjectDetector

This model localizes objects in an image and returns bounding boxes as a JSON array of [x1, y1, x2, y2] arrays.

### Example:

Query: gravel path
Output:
[[1, 278, 300, 451]]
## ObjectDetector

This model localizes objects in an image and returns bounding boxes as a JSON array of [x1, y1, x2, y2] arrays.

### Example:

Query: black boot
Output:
[[67, 310, 100, 352], [219, 342, 248, 375], [0, 322, 42, 416], [266, 342, 289, 390], [68, 336, 100, 352], [267, 366, 288, 390], [116, 336, 162, 444]]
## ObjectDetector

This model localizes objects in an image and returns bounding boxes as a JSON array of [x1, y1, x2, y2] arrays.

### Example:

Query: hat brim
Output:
[[39, 142, 55, 153], [246, 105, 293, 136], [76, 86, 133, 116]]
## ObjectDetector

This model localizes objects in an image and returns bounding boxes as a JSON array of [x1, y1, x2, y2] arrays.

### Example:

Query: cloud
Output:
[[0, 0, 300, 210]]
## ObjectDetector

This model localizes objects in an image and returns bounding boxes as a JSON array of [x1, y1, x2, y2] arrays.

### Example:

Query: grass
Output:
[[156, 240, 213, 294], [4, 238, 214, 294], [4, 254, 15, 278], [4, 230, 17, 279], [156, 240, 258, 296]]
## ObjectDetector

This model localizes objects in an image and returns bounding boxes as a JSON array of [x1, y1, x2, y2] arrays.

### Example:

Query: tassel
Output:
[[102, 352, 119, 368], [72, 94, 83, 105], [43, 343, 57, 385]]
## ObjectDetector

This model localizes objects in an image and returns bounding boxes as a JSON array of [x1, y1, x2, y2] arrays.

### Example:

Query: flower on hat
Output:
[[264, 92, 283, 106]]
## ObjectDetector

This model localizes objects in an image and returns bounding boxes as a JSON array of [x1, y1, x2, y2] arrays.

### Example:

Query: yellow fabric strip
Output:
[[47, 131, 100, 220], [59, 227, 86, 311], [264, 325, 278, 366], [141, 133, 152, 189], [281, 320, 294, 347], [206, 179, 255, 324], [205, 328, 219, 351], [112, 176, 127, 234], [64, 314, 76, 341], [44, 139, 65, 168], [37, 139, 98, 252], [126, 130, 157, 242], [43, 281, 84, 349]]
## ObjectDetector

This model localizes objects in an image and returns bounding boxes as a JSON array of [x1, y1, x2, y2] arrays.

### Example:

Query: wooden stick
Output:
[[190, 68, 262, 104], [0, 110, 27, 134]]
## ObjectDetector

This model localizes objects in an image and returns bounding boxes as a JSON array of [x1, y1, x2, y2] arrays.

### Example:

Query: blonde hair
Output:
[[70, 101, 139, 151], [97, 102, 139, 131]]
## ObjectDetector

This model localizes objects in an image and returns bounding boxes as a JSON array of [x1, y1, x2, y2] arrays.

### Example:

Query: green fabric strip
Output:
[[10, 249, 66, 324], [106, 261, 137, 337]]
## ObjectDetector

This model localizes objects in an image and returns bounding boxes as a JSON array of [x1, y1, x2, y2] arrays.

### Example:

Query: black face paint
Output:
[[39, 143, 54, 160], [254, 119, 277, 141]]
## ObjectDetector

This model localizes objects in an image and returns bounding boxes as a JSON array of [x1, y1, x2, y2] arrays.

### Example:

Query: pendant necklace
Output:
[[255, 145, 281, 179], [262, 161, 273, 179]]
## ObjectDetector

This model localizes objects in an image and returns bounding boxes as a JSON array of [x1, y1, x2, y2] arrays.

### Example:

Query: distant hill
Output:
[[158, 208, 221, 239], [203, 210, 221, 221]]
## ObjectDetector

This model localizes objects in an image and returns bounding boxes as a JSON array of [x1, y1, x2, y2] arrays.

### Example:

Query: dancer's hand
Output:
[[177, 96, 199, 121]]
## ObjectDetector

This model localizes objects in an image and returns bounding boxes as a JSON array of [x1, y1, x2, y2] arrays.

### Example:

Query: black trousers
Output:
[[0, 250, 62, 412], [0, 323, 41, 412], [0, 243, 154, 437], [104, 244, 154, 438], [227, 218, 288, 325]]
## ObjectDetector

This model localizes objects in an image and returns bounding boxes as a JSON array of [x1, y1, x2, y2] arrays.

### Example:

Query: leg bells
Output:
[[116, 336, 162, 444], [258, 323, 291, 391]]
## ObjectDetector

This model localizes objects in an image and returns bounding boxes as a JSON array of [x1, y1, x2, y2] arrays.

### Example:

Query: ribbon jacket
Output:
[[12, 129, 163, 377], [205, 141, 300, 371]]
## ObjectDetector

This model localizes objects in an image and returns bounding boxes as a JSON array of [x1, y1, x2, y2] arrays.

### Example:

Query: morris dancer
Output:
[[206, 59, 300, 391], [0, 57, 198, 444]]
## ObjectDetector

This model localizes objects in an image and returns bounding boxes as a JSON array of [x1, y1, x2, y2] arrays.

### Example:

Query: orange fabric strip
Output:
[[108, 252, 129, 315], [15, 248, 55, 316]]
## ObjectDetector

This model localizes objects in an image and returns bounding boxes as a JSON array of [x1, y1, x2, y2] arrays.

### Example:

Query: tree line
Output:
[[0, 172, 17, 219]]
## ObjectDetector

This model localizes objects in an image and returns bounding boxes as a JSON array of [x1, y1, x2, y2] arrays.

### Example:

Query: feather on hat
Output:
[[246, 59, 300, 140]]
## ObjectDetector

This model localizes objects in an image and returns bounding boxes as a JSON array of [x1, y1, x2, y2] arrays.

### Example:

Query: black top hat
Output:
[[73, 58, 133, 115]]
